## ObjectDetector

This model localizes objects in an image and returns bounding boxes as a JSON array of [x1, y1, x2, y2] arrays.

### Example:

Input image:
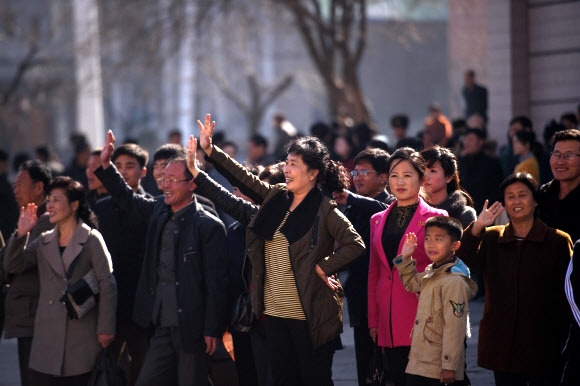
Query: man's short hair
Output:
[[354, 148, 390, 175], [153, 144, 186, 162], [19, 160, 52, 194], [390, 114, 409, 129], [249, 134, 268, 148], [553, 129, 580, 146], [425, 216, 463, 242], [509, 115, 533, 131], [112, 143, 149, 168], [166, 155, 193, 180], [560, 112, 578, 127], [464, 127, 487, 140]]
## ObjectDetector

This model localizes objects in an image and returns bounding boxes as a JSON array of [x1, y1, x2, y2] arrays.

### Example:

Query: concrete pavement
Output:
[[0, 298, 494, 385]]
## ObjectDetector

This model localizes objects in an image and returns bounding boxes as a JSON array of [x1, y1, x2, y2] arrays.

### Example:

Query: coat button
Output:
[[444, 355, 449, 360], [415, 320, 419, 325], [48, 275, 52, 279], [49, 300, 53, 305], [175, 281, 180, 286], [177, 309, 182, 313]]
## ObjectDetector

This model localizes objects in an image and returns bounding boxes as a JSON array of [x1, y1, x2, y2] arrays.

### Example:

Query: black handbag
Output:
[[87, 348, 126, 386], [366, 344, 386, 386], [230, 253, 256, 332], [60, 257, 100, 320]]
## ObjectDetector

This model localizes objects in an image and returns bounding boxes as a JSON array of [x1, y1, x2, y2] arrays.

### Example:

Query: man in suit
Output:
[[95, 131, 228, 386]]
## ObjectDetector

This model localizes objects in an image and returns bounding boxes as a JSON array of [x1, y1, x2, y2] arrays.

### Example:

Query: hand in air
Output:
[[17, 203, 38, 237], [101, 130, 116, 169], [187, 136, 201, 177], [401, 232, 417, 260], [196, 114, 216, 155]]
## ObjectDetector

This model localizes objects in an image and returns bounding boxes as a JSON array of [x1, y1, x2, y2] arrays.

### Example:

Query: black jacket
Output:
[[343, 191, 393, 327], [93, 187, 152, 323], [95, 165, 228, 353], [458, 151, 503, 212], [538, 179, 580, 243]]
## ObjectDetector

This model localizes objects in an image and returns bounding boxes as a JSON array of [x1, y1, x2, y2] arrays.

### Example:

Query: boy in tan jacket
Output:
[[394, 216, 477, 385]]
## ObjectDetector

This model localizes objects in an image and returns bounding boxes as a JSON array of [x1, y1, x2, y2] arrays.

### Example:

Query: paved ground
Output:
[[0, 298, 493, 386]]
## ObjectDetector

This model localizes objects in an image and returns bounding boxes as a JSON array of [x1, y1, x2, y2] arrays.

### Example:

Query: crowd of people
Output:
[[0, 98, 579, 386]]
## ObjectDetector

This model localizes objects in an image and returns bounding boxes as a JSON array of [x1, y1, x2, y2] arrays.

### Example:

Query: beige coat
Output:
[[4, 221, 116, 376], [396, 257, 477, 381]]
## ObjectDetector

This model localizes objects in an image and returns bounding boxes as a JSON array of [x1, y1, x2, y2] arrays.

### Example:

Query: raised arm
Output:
[[196, 114, 272, 201], [94, 130, 156, 220]]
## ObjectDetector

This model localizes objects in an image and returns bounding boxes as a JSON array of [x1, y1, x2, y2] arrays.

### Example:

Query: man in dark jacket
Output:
[[333, 148, 395, 386], [2, 160, 53, 386], [93, 143, 153, 385], [458, 128, 504, 212], [95, 131, 228, 386], [538, 128, 580, 242]]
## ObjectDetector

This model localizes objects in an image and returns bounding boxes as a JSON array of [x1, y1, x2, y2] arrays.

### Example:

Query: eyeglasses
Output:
[[550, 152, 580, 161], [350, 169, 378, 177], [157, 178, 191, 184]]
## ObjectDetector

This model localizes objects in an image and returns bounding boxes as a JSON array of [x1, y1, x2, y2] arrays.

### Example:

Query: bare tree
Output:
[[277, 0, 370, 124]]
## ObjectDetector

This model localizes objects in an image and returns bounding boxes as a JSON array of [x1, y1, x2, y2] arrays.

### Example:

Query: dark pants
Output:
[[30, 370, 92, 386], [18, 336, 38, 386], [353, 319, 374, 386], [136, 326, 210, 386], [406, 373, 469, 386], [109, 319, 150, 386], [264, 315, 335, 386], [383, 346, 411, 386], [493, 370, 559, 386], [231, 329, 259, 386], [250, 319, 272, 386]]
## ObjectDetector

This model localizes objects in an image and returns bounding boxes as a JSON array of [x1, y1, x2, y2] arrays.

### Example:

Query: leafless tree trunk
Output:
[[279, 0, 371, 124]]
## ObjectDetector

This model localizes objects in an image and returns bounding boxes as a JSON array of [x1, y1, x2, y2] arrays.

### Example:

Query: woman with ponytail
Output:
[[4, 176, 116, 385], [195, 114, 364, 386]]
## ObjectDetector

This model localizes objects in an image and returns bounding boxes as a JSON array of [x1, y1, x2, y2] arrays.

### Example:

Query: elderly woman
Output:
[[196, 114, 364, 386], [4, 176, 116, 386], [456, 172, 572, 386], [368, 147, 448, 386]]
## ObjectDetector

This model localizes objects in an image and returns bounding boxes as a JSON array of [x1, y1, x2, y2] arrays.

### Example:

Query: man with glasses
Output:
[[333, 148, 395, 386], [95, 131, 228, 386], [538, 129, 580, 243], [541, 129, 580, 385]]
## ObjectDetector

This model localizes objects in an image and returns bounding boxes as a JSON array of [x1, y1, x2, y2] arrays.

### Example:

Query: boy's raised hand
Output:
[[196, 113, 216, 156], [401, 232, 417, 260], [101, 130, 116, 169]]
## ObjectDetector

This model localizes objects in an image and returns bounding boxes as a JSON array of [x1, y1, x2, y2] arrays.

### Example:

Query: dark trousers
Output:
[[30, 370, 92, 386], [264, 315, 335, 386], [406, 373, 469, 386], [136, 326, 210, 386], [109, 319, 150, 386], [353, 320, 374, 386], [493, 370, 559, 386], [250, 319, 272, 386], [383, 346, 411, 386], [231, 329, 259, 386], [18, 336, 38, 386]]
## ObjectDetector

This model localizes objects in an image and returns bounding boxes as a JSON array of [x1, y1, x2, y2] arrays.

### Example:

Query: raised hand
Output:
[[472, 200, 503, 235], [101, 130, 116, 169], [401, 232, 417, 260], [17, 203, 38, 238], [186, 136, 201, 177], [196, 113, 216, 155]]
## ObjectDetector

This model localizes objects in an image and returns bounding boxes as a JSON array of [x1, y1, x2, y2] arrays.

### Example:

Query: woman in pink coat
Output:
[[368, 147, 448, 386]]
